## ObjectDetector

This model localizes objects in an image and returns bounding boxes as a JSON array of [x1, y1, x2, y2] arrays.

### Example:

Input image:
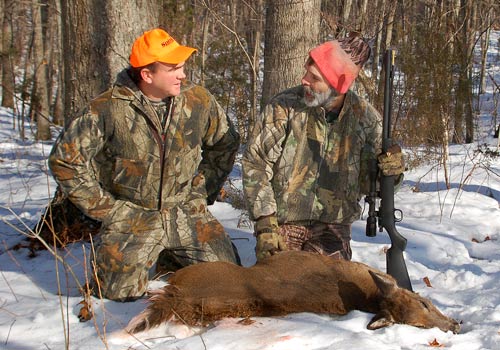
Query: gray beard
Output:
[[303, 86, 339, 108]]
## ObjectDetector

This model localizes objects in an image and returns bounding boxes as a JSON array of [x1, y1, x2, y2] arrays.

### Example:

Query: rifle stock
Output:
[[366, 49, 413, 291]]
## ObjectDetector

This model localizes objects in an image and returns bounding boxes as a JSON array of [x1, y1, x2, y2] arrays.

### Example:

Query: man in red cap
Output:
[[243, 34, 404, 262], [49, 28, 240, 301]]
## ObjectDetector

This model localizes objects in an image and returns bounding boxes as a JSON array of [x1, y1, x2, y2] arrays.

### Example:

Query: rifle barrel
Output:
[[383, 49, 395, 151], [379, 48, 413, 291]]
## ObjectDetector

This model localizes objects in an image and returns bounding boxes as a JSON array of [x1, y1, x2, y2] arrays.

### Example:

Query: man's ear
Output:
[[140, 68, 153, 84]]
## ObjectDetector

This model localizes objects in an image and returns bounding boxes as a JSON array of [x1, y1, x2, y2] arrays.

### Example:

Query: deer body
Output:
[[126, 251, 460, 334]]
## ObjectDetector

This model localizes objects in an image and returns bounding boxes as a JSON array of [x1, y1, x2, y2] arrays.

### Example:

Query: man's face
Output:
[[141, 62, 186, 100], [301, 61, 339, 107]]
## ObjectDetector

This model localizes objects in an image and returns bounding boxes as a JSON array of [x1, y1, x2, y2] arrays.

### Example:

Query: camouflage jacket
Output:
[[49, 69, 240, 222], [242, 85, 382, 225]]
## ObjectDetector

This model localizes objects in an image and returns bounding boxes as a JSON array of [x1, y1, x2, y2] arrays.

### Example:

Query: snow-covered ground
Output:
[[1, 32, 499, 350]]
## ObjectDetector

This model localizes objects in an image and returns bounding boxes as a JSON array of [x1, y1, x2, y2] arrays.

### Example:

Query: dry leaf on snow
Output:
[[428, 338, 445, 347], [78, 300, 92, 322]]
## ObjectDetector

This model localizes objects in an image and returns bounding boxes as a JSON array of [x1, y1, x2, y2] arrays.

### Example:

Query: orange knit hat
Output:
[[130, 28, 197, 67], [309, 41, 360, 94], [309, 35, 370, 93]]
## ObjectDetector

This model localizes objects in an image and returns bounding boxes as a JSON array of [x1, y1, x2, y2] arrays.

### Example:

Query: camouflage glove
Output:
[[378, 144, 405, 176], [254, 215, 287, 261]]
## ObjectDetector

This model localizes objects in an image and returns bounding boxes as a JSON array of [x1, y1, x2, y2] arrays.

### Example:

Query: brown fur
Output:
[[126, 251, 460, 334]]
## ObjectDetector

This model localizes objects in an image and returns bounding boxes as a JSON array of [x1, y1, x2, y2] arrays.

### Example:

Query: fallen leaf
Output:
[[78, 300, 92, 322], [428, 338, 445, 347], [218, 188, 227, 201], [237, 317, 256, 325], [472, 236, 492, 243], [423, 276, 433, 288]]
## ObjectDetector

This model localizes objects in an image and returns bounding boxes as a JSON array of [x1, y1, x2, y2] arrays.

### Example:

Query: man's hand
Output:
[[254, 215, 287, 261], [255, 232, 287, 261], [378, 144, 405, 176]]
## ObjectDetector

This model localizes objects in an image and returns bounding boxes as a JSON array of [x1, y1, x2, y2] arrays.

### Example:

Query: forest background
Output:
[[1, 0, 499, 178]]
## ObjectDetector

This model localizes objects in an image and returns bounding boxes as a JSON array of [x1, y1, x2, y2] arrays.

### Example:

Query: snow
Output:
[[1, 33, 500, 350]]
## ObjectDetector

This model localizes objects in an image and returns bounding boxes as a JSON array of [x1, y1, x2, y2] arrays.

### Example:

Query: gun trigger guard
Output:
[[394, 209, 403, 222]]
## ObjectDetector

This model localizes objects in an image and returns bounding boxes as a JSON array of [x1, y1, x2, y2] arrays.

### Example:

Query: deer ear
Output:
[[368, 270, 398, 296], [367, 311, 395, 330]]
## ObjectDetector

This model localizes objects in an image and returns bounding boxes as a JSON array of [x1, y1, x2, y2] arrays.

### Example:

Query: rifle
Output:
[[366, 48, 413, 291]]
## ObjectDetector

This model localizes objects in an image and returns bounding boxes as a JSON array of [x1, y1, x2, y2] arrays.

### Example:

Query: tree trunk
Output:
[[200, 6, 209, 86], [49, 0, 64, 125], [452, 0, 476, 144], [1, 0, 15, 109], [371, 0, 385, 103], [60, 0, 160, 125], [244, 0, 264, 139], [340, 0, 352, 35], [464, 0, 476, 143], [359, 0, 369, 33], [478, 5, 492, 95], [32, 0, 51, 141], [261, 0, 321, 107], [385, 1, 397, 49]]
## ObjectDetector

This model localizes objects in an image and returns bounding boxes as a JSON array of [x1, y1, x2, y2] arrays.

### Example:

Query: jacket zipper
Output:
[[157, 100, 174, 210], [137, 97, 174, 211]]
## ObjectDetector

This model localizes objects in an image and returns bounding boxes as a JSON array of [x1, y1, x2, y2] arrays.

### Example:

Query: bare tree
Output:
[[453, 0, 476, 144], [1, 0, 15, 109], [46, 0, 64, 125], [31, 0, 51, 140], [243, 0, 265, 139], [261, 0, 321, 106], [370, 0, 386, 87]]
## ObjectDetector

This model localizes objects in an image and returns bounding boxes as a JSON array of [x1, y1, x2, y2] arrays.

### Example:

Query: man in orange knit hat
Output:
[[243, 33, 404, 262], [49, 28, 240, 301]]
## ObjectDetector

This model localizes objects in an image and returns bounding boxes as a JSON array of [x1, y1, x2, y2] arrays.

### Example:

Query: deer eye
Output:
[[419, 300, 430, 310]]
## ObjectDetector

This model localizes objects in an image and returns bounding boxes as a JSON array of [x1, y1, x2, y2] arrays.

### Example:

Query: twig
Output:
[[0, 242, 19, 302], [200, 300, 207, 350], [52, 221, 69, 350], [5, 319, 15, 347], [170, 308, 208, 350], [87, 237, 110, 350], [0, 299, 19, 317], [0, 270, 18, 302]]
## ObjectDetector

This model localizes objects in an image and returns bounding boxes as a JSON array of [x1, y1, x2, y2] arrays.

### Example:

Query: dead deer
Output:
[[126, 251, 460, 334]]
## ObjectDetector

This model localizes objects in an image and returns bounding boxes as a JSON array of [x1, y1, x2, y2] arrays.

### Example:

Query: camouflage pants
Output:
[[92, 199, 238, 301], [278, 222, 352, 260]]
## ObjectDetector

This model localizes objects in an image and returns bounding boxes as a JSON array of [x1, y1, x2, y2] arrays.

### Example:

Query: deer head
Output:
[[367, 270, 460, 333]]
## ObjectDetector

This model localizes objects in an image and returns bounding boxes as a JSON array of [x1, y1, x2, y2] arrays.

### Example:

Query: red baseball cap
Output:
[[130, 28, 197, 67], [309, 41, 361, 94]]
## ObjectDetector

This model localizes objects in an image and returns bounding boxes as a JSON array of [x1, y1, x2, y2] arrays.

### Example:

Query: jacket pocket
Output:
[[102, 199, 162, 237], [111, 158, 150, 201]]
